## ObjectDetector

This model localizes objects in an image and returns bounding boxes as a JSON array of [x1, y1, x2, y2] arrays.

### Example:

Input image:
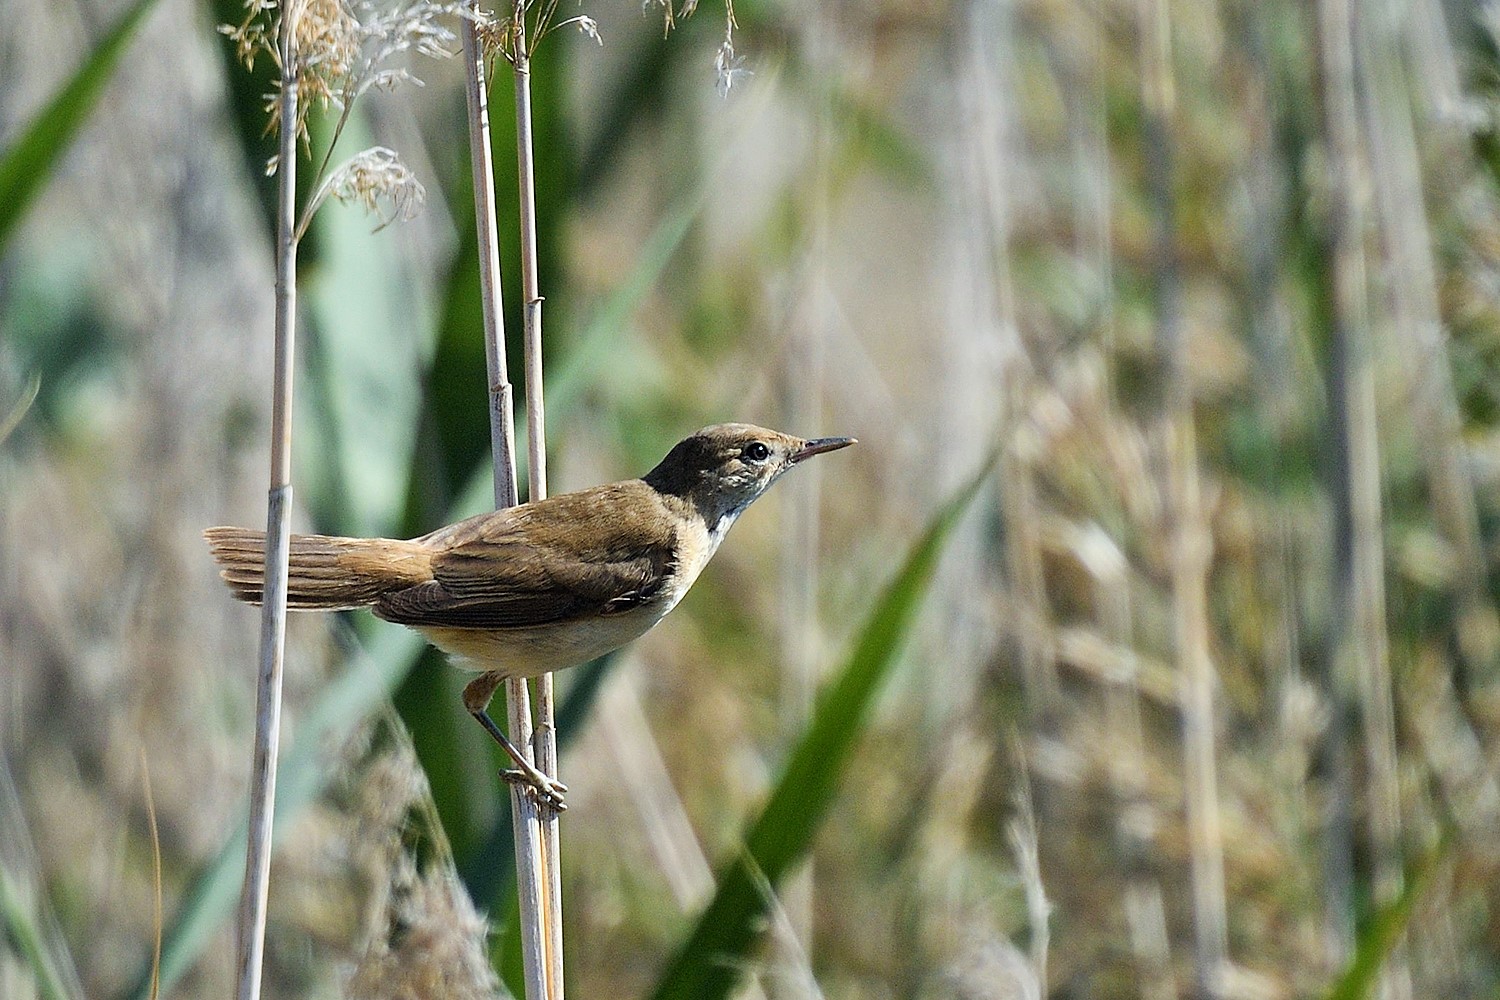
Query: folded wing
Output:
[[374, 482, 677, 630]]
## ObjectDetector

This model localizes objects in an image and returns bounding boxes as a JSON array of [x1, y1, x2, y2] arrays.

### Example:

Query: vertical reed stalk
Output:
[[1361, 0, 1485, 966], [1359, 10, 1493, 687], [1086, 532, 1176, 1000], [463, 8, 519, 509], [235, 14, 300, 1000], [1316, 1, 1411, 994], [777, 2, 833, 958], [1138, 0, 1228, 992], [1313, 0, 1362, 971], [778, 292, 821, 959], [459, 10, 555, 1000], [512, 15, 564, 997]]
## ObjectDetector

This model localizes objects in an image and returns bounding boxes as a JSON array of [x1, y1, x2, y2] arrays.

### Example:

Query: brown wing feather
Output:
[[374, 481, 677, 630]]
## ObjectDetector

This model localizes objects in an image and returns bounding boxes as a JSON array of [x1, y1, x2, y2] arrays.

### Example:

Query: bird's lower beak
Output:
[[791, 437, 856, 463]]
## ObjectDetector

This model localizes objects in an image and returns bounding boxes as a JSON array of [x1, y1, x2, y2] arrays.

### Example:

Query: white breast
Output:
[[420, 511, 741, 679], [662, 509, 739, 606]]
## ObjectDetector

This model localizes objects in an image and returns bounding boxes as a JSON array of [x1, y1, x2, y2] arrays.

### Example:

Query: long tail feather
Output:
[[203, 527, 431, 610]]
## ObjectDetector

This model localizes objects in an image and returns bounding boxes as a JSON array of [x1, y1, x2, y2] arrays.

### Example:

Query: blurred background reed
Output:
[[4, 0, 1500, 997]]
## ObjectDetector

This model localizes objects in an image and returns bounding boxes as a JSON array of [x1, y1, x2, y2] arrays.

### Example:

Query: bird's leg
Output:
[[462, 671, 568, 812]]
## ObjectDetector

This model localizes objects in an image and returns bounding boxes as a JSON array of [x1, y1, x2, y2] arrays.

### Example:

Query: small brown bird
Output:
[[206, 423, 854, 809]]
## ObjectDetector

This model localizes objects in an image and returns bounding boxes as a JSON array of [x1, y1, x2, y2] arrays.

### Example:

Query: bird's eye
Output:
[[744, 442, 771, 462]]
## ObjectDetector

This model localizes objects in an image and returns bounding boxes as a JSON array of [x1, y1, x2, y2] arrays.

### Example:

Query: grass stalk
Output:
[[1082, 529, 1176, 1000], [511, 32, 566, 995], [959, 0, 1053, 720], [462, 17, 519, 512], [234, 15, 300, 997], [458, 10, 554, 1000], [1316, 0, 1411, 993], [142, 752, 163, 1000], [1138, 0, 1229, 991], [598, 670, 715, 909], [777, 344, 820, 956], [1359, 5, 1494, 688], [778, 4, 835, 955]]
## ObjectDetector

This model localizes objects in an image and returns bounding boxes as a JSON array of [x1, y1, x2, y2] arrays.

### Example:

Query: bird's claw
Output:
[[500, 767, 569, 812]]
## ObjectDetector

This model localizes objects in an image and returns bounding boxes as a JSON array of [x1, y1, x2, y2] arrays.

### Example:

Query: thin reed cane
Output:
[[511, 24, 566, 995], [1315, 1, 1412, 993], [235, 15, 300, 1000], [459, 9, 555, 1000], [1138, 0, 1229, 992]]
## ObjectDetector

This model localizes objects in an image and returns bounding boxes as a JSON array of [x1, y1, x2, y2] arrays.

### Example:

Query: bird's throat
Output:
[[705, 506, 741, 552]]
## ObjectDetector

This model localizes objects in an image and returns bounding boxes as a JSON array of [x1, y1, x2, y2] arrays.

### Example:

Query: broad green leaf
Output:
[[299, 123, 433, 538], [650, 457, 995, 1000], [0, 0, 160, 249]]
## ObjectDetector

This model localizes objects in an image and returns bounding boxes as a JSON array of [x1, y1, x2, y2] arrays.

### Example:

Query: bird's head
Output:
[[644, 423, 855, 531]]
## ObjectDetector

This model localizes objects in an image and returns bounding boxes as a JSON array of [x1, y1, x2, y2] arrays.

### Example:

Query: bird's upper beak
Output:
[[791, 436, 856, 463]]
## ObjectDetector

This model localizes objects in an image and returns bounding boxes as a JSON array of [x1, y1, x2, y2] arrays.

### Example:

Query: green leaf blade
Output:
[[0, 0, 160, 249], [1321, 835, 1451, 1000], [651, 459, 993, 1000]]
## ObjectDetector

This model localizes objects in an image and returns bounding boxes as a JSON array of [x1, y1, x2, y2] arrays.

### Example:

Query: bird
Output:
[[205, 423, 855, 810]]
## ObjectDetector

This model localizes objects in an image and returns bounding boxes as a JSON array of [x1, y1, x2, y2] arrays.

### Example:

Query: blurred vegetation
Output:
[[5, 0, 1500, 998]]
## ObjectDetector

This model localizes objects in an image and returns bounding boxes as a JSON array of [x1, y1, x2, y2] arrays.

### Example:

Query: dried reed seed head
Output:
[[225, 0, 462, 163], [946, 929, 1044, 1000], [570, 14, 602, 45], [345, 856, 500, 1000], [643, 0, 744, 95], [469, 7, 519, 60], [319, 146, 426, 228], [642, 0, 681, 34], [297, 0, 361, 80], [1277, 678, 1329, 746], [221, 0, 282, 77], [714, 39, 749, 98], [351, 731, 430, 832]]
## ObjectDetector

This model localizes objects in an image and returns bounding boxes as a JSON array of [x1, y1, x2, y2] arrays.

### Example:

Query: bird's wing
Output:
[[373, 484, 677, 630]]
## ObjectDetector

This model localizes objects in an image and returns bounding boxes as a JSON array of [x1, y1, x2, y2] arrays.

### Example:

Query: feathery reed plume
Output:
[[344, 722, 501, 1000], [638, 0, 744, 94]]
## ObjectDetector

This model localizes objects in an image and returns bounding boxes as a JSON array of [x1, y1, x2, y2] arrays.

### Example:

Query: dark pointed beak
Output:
[[791, 436, 856, 463]]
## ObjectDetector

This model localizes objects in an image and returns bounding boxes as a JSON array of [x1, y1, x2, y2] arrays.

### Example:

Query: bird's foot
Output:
[[501, 765, 569, 813]]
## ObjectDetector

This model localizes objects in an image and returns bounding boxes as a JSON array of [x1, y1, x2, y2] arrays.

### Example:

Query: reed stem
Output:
[[234, 17, 300, 1000], [512, 31, 565, 997], [459, 9, 554, 1000], [1315, 0, 1411, 992], [1138, 0, 1228, 991]]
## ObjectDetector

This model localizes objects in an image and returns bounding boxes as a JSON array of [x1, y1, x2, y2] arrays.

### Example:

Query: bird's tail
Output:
[[204, 527, 432, 610]]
